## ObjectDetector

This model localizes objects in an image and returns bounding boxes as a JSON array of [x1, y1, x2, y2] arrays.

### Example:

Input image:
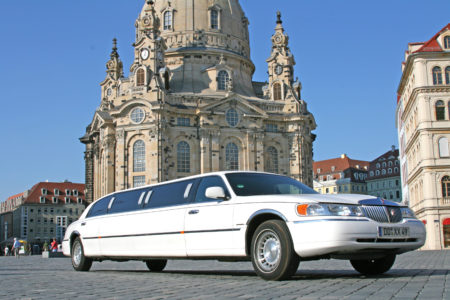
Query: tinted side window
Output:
[[195, 176, 230, 202], [87, 196, 112, 218], [109, 189, 147, 214], [145, 180, 193, 209]]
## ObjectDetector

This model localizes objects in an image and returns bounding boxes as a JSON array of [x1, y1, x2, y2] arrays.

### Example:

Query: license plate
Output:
[[378, 227, 409, 238]]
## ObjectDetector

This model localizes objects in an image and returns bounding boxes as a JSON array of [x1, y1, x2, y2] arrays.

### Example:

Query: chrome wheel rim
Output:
[[72, 242, 82, 267], [255, 230, 281, 272]]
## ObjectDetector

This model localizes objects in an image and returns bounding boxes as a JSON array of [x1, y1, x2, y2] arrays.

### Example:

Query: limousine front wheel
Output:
[[350, 254, 396, 275], [145, 259, 167, 272], [71, 237, 92, 272], [251, 220, 300, 281]]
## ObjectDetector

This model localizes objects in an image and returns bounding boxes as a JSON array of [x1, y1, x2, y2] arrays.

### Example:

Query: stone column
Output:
[[211, 130, 221, 172], [200, 129, 212, 173], [115, 129, 126, 191], [254, 132, 265, 172]]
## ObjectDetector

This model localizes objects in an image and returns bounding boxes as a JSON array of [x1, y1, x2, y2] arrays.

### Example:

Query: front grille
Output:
[[362, 206, 403, 223]]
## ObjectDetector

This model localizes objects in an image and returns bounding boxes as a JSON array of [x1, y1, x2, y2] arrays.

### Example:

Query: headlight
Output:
[[297, 203, 364, 217], [400, 207, 416, 219]]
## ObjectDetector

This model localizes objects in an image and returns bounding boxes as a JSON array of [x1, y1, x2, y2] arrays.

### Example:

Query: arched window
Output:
[[439, 137, 449, 157], [436, 100, 445, 120], [163, 11, 172, 30], [225, 142, 239, 170], [446, 66, 450, 84], [133, 140, 145, 172], [444, 36, 450, 49], [210, 9, 219, 29], [442, 176, 450, 198], [137, 69, 145, 86], [433, 66, 443, 85], [265, 146, 279, 174], [273, 83, 282, 100], [177, 141, 190, 173], [218, 70, 229, 90]]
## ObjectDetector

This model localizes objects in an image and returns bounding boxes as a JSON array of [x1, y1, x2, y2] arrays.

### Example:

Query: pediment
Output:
[[198, 94, 267, 118], [90, 110, 113, 132]]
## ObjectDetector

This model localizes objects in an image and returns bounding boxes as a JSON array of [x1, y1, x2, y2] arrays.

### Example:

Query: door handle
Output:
[[188, 210, 199, 215], [81, 222, 86, 226]]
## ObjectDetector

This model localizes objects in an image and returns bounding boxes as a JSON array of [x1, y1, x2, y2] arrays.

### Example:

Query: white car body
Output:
[[63, 171, 426, 280]]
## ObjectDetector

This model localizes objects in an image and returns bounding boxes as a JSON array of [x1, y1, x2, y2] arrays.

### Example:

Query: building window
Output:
[[433, 66, 443, 85], [210, 9, 219, 29], [130, 107, 145, 124], [273, 83, 282, 100], [177, 141, 190, 173], [226, 108, 239, 127], [133, 140, 146, 172], [446, 67, 450, 84], [436, 100, 445, 120], [137, 68, 145, 86], [265, 146, 279, 174], [442, 176, 450, 198], [177, 117, 190, 127], [133, 176, 145, 188], [445, 36, 450, 49], [444, 218, 450, 248], [225, 142, 239, 170], [439, 137, 450, 157], [266, 123, 278, 133], [163, 11, 172, 30], [218, 70, 229, 90]]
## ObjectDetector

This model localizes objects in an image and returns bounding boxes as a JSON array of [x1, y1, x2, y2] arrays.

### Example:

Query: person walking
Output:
[[12, 238, 21, 259], [50, 239, 58, 252]]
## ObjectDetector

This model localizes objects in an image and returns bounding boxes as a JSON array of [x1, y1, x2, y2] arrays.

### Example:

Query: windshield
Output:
[[225, 173, 318, 196]]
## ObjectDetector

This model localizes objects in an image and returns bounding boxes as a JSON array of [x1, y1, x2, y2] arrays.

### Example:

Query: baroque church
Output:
[[81, 0, 316, 203]]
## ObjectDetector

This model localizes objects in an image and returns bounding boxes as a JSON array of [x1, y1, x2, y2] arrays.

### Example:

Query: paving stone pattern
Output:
[[0, 250, 449, 299]]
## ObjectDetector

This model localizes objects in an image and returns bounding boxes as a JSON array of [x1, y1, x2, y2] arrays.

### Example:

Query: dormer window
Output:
[[54, 189, 59, 196], [72, 190, 78, 196], [52, 197, 58, 204], [444, 36, 450, 49], [65, 189, 71, 196], [217, 70, 229, 90], [39, 196, 46, 204], [65, 197, 71, 204], [77, 198, 83, 204], [136, 68, 145, 86], [163, 11, 172, 30], [41, 188, 47, 195]]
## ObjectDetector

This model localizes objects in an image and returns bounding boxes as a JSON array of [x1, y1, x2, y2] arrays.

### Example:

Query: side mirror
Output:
[[205, 186, 229, 200]]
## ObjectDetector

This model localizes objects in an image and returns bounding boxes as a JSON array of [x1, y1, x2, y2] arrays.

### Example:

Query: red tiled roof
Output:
[[313, 155, 370, 175], [6, 192, 25, 202], [25, 182, 86, 205], [413, 23, 450, 53]]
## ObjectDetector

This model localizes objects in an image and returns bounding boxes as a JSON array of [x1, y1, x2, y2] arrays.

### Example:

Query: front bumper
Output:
[[287, 218, 426, 259]]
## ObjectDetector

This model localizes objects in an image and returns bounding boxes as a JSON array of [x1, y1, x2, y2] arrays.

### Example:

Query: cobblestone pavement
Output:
[[0, 250, 449, 300]]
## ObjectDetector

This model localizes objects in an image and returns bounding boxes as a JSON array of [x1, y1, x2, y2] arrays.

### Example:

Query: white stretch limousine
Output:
[[63, 172, 426, 280]]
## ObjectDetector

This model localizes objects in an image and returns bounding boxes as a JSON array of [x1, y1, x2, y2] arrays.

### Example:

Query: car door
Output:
[[184, 176, 236, 256]]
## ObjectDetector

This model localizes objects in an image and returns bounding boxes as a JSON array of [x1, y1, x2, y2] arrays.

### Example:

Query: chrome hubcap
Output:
[[73, 242, 82, 266], [256, 230, 281, 272]]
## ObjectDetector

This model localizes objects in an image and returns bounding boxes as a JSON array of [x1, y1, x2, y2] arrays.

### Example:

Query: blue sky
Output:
[[0, 0, 449, 201]]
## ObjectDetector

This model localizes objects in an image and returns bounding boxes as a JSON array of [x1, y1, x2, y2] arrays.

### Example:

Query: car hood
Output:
[[234, 193, 402, 206]]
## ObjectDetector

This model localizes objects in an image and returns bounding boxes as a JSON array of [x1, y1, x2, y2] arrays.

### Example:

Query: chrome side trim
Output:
[[246, 209, 287, 225], [293, 218, 370, 224]]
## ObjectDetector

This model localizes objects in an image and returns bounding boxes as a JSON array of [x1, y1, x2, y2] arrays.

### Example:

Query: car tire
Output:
[[145, 259, 167, 272], [350, 254, 396, 275], [71, 237, 92, 272], [251, 220, 300, 281]]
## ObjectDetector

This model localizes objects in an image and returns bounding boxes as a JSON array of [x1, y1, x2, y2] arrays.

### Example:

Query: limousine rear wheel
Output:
[[251, 220, 300, 281], [71, 237, 92, 272], [350, 254, 396, 275], [145, 259, 167, 272]]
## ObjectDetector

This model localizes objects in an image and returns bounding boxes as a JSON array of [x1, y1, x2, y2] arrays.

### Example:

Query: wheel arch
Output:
[[69, 231, 81, 252], [245, 210, 287, 256]]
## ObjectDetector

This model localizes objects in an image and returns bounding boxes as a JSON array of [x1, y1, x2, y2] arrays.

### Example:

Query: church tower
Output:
[[81, 0, 316, 203]]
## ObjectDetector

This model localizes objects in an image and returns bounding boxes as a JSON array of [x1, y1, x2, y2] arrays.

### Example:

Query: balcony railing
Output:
[[441, 198, 450, 205]]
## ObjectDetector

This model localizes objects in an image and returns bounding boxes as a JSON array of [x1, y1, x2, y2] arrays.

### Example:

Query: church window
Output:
[[433, 67, 443, 85], [137, 69, 145, 86], [226, 108, 239, 127], [133, 176, 145, 188], [130, 107, 145, 124], [266, 123, 278, 133], [442, 176, 450, 198], [436, 100, 445, 120], [210, 9, 219, 29], [133, 140, 146, 172], [218, 70, 229, 90], [225, 143, 239, 170], [177, 141, 190, 173], [439, 137, 449, 157], [445, 36, 450, 49], [273, 83, 282, 100], [163, 11, 172, 30], [265, 146, 279, 174], [445, 67, 450, 84], [177, 117, 190, 127]]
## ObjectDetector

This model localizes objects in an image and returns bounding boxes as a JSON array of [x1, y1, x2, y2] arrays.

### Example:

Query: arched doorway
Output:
[[444, 218, 450, 248]]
